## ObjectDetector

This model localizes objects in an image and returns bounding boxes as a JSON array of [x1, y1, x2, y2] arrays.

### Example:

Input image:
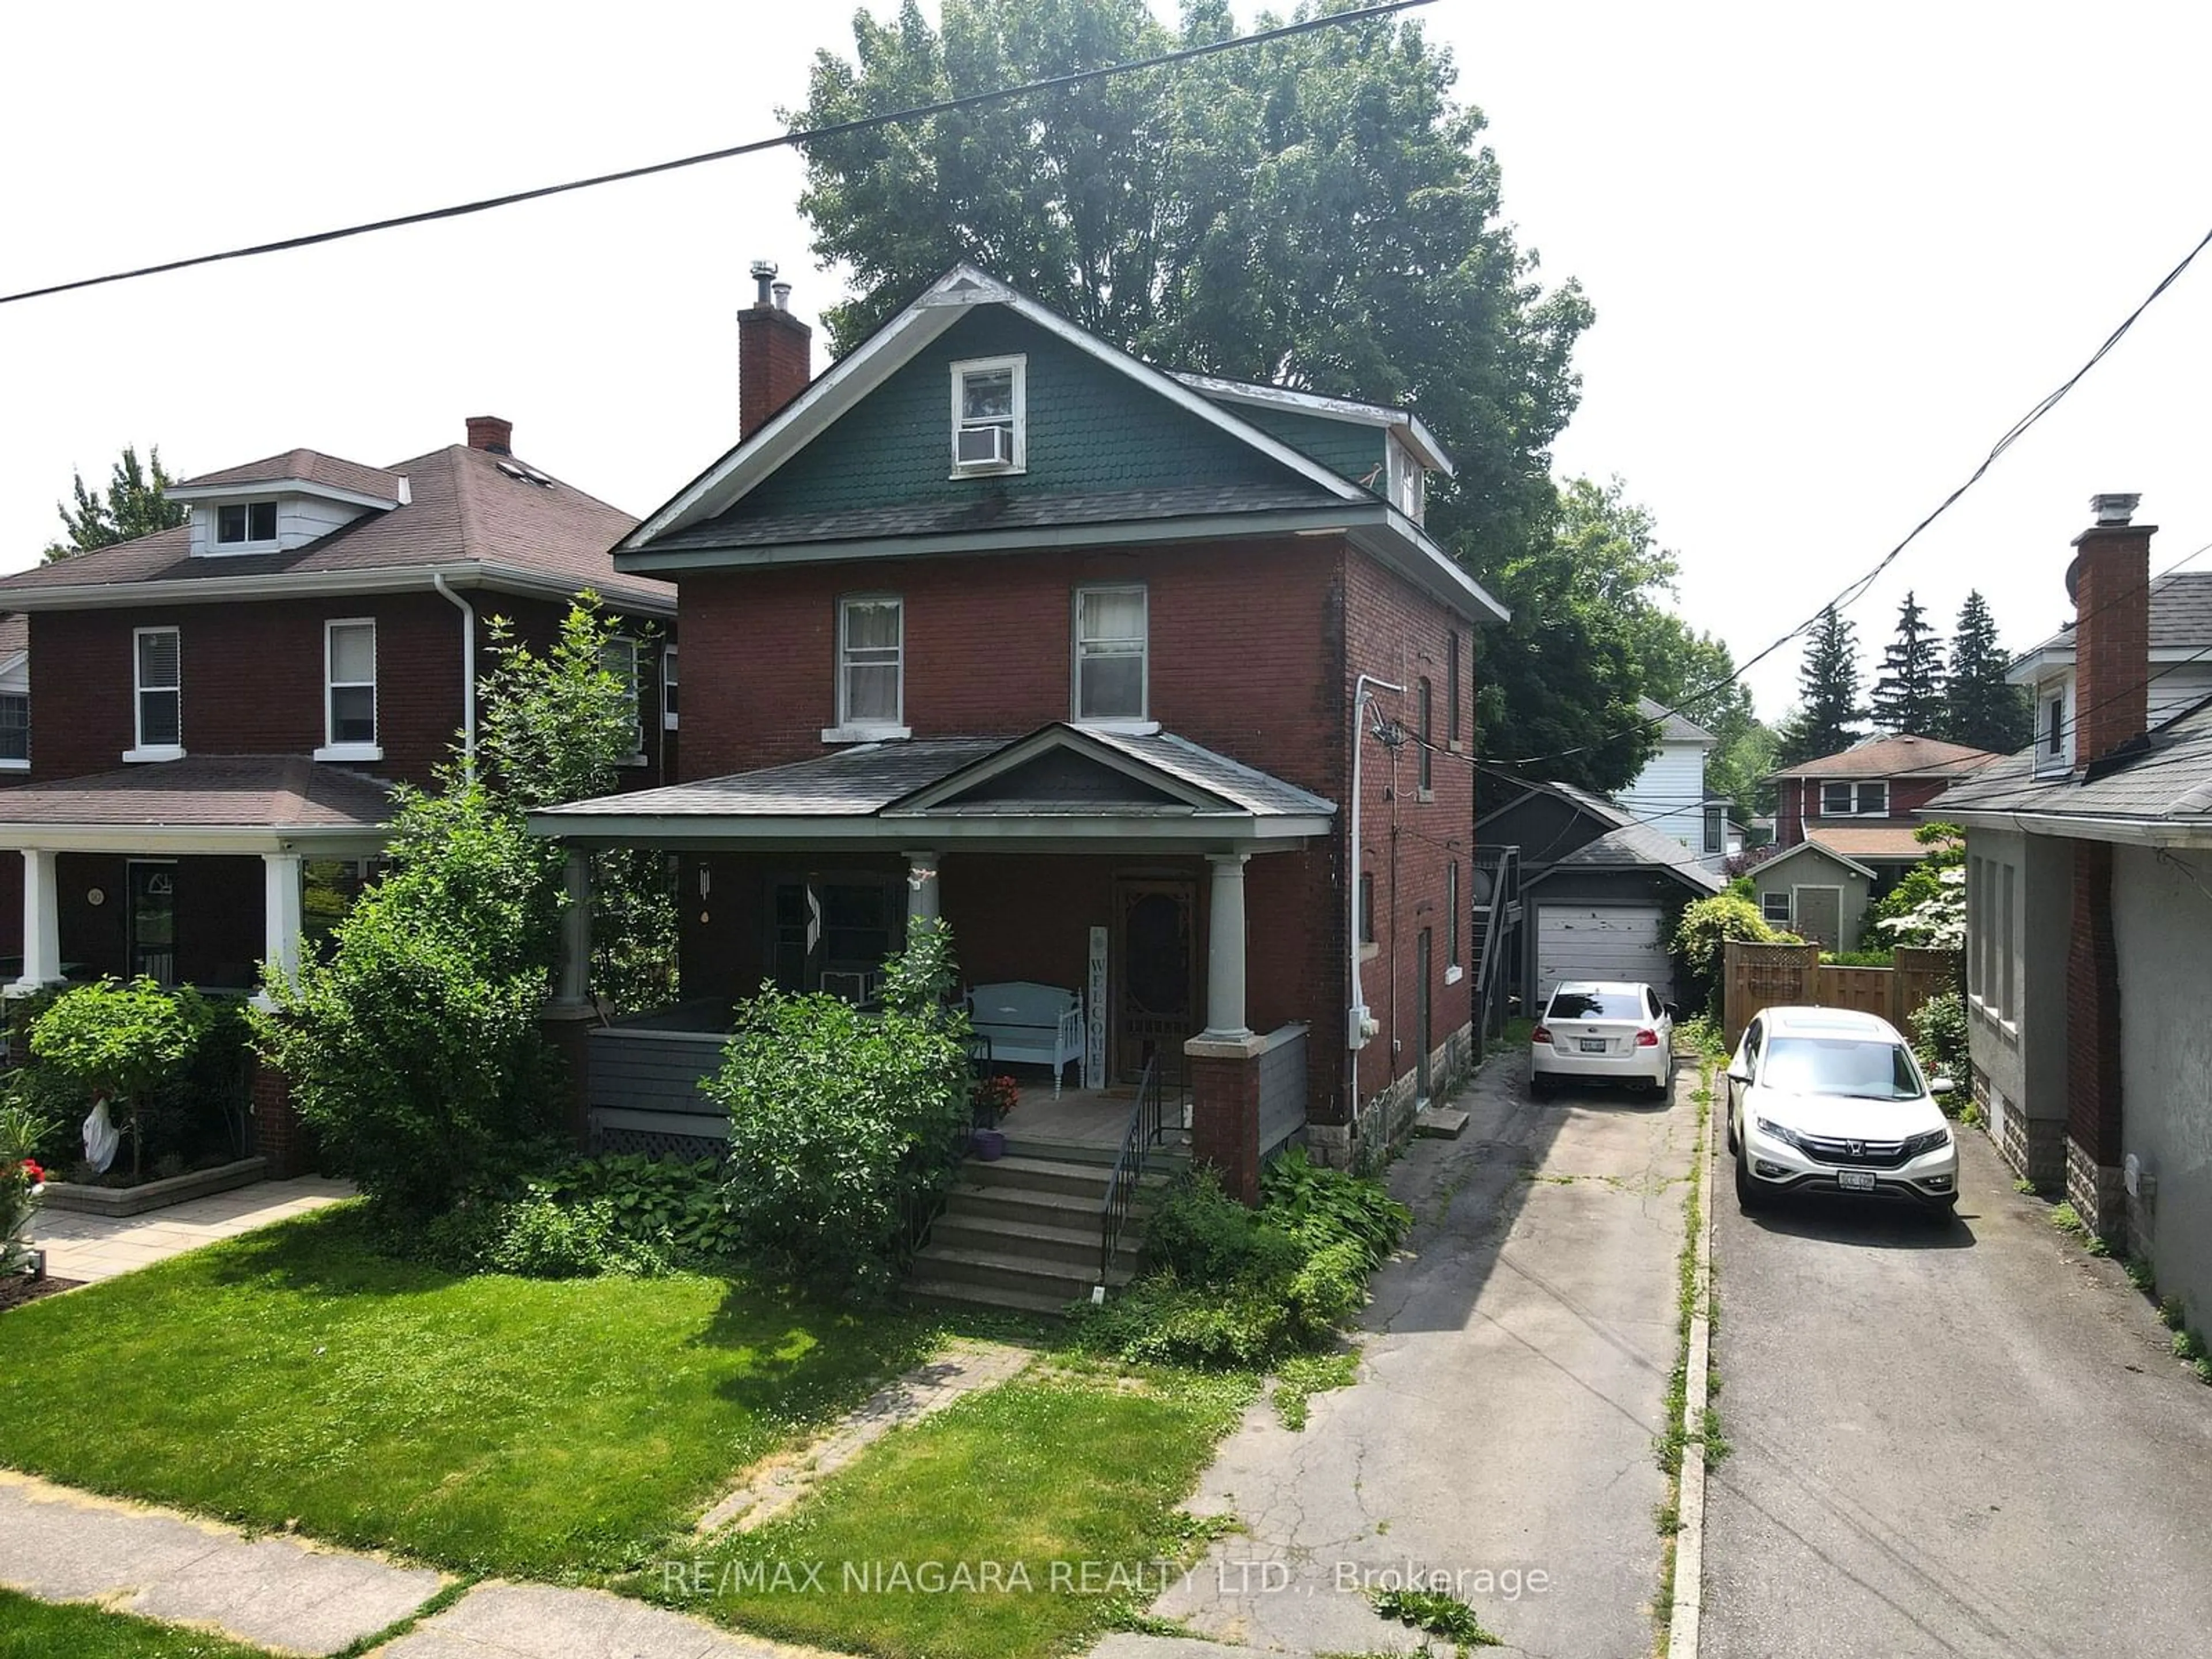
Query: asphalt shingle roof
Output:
[[1638, 696, 1715, 745], [1928, 696, 2212, 825], [0, 614, 25, 658], [1771, 732, 2003, 781], [0, 442, 667, 611], [647, 482, 1335, 554], [1553, 817, 1726, 892], [2014, 570, 2212, 661], [179, 449, 406, 500], [1806, 824, 1930, 861], [0, 756, 393, 830], [1082, 729, 1335, 817]]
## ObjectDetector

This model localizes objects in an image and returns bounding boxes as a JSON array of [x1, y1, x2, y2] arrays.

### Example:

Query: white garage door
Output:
[[1535, 905, 1672, 1001]]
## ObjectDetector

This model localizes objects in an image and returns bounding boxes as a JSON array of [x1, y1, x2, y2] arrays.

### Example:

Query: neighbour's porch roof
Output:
[[0, 755, 395, 855], [529, 722, 1335, 851]]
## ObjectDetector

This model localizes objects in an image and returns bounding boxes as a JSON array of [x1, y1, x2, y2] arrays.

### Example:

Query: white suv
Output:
[[1529, 981, 1676, 1098], [1725, 1006, 1960, 1214]]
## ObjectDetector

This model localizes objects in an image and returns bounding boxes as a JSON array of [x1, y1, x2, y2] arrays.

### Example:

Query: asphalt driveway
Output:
[[1705, 1122, 2212, 1657], [1141, 1050, 1693, 1658]]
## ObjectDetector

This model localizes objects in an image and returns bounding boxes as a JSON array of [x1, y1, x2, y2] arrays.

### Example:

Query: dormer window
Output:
[[217, 501, 278, 546], [1385, 436, 1426, 525], [950, 355, 1025, 475]]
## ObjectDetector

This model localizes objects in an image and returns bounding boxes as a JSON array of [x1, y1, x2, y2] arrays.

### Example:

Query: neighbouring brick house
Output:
[[0, 418, 673, 1164], [1758, 731, 2001, 948], [1931, 495, 2212, 1334], [532, 263, 1497, 1233]]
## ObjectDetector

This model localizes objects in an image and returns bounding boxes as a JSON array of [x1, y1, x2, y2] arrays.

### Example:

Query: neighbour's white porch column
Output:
[[905, 849, 942, 928], [9, 849, 62, 995], [1199, 851, 1252, 1041], [258, 853, 306, 1005], [555, 850, 592, 1009]]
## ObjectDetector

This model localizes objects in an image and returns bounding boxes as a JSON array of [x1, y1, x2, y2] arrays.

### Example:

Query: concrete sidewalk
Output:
[[1135, 1054, 1694, 1658], [31, 1176, 353, 1282]]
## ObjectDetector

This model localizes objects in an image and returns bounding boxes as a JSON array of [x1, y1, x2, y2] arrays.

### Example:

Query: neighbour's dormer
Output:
[[166, 448, 410, 557]]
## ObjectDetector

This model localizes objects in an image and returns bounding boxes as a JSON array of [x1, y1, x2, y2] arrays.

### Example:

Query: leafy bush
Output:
[[31, 978, 215, 1180], [707, 926, 971, 1294], [1911, 991, 1969, 1089], [252, 782, 565, 1221], [1673, 893, 1801, 1018], [1, 1063, 89, 1166], [1823, 948, 1896, 968], [1145, 1170, 1304, 1285], [1260, 1147, 1412, 1269], [535, 1153, 739, 1261], [1870, 823, 1967, 948], [1, 1099, 53, 1276], [1677, 1012, 1728, 1060], [480, 1194, 672, 1279]]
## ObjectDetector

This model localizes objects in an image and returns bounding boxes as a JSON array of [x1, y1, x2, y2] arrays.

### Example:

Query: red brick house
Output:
[[532, 265, 1498, 1237], [0, 418, 672, 1009]]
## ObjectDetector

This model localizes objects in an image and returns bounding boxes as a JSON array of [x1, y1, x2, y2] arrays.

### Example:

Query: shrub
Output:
[[1, 1099, 53, 1277], [536, 1153, 740, 1262], [1145, 1169, 1304, 1284], [479, 1194, 672, 1279], [1673, 895, 1799, 1018], [252, 782, 565, 1221], [706, 926, 971, 1294], [1823, 948, 1896, 968], [30, 978, 215, 1180], [1260, 1147, 1412, 1270], [1872, 823, 1967, 948], [1911, 991, 1969, 1089]]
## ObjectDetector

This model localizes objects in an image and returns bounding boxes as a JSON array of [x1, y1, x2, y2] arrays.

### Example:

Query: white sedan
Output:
[[1725, 1006, 1960, 1215], [1529, 980, 1676, 1098]]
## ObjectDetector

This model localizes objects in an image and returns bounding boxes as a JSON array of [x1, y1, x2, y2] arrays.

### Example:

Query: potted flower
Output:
[[2, 1102, 52, 1281], [969, 1073, 1021, 1160]]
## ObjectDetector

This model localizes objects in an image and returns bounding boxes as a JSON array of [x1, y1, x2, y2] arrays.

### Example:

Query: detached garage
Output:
[[1475, 768, 1726, 1011]]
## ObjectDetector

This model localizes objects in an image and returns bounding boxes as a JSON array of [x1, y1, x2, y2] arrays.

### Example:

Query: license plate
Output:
[[1838, 1169, 1877, 1192], [1578, 1038, 1608, 1053]]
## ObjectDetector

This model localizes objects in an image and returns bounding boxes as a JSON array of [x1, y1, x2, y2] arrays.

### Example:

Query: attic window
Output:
[[1385, 437, 1426, 525], [950, 355, 1025, 475], [217, 502, 278, 545]]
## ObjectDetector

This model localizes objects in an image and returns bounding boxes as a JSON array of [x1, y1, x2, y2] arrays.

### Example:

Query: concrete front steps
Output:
[[909, 1142, 1188, 1315]]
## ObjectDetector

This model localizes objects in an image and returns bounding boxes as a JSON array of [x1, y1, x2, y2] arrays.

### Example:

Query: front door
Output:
[[1416, 927, 1433, 1103], [127, 860, 177, 986], [1113, 878, 1195, 1084]]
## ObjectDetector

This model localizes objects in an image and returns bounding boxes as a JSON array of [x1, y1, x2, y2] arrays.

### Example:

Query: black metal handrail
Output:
[[1098, 1052, 1165, 1288]]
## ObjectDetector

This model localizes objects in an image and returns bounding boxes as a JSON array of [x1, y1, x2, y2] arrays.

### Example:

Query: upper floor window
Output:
[[1448, 631, 1462, 746], [600, 637, 645, 760], [1074, 585, 1147, 723], [838, 597, 904, 732], [217, 501, 278, 546], [0, 691, 25, 767], [1418, 676, 1434, 793], [2044, 694, 2066, 762], [662, 645, 679, 730], [322, 620, 378, 755], [1446, 861, 1461, 972], [1703, 805, 1725, 854], [1358, 871, 1376, 946], [1385, 437, 1426, 524], [950, 355, 1025, 474], [133, 626, 181, 756], [1819, 780, 1888, 816]]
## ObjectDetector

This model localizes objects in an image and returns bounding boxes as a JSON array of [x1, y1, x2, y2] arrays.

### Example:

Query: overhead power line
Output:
[[0, 0, 1433, 309], [1495, 218, 2212, 771]]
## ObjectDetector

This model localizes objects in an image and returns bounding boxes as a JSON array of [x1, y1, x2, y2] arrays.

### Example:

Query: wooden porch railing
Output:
[[1098, 1052, 1165, 1287]]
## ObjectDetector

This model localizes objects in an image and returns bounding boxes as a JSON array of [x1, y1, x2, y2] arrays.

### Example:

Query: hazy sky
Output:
[[5, 1, 2208, 717]]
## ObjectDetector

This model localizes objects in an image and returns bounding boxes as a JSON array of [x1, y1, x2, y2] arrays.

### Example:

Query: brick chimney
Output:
[[738, 259, 812, 440], [466, 415, 514, 454], [2064, 491, 2153, 767]]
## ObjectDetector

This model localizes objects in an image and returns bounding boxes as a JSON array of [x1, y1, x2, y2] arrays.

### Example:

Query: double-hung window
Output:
[[0, 690, 25, 766], [836, 597, 904, 734], [1418, 677, 1433, 793], [1446, 861, 1461, 974], [216, 501, 278, 547], [1448, 631, 1462, 748], [950, 355, 1025, 474], [2044, 694, 2066, 764], [600, 637, 645, 760], [132, 626, 182, 757], [1074, 585, 1147, 724], [321, 620, 378, 757], [662, 645, 679, 730], [1703, 804, 1725, 854], [1761, 891, 1792, 926]]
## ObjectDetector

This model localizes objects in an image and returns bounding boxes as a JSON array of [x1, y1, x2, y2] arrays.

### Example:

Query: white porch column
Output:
[[1199, 851, 1252, 1041], [556, 850, 592, 1009], [905, 849, 942, 928], [259, 853, 306, 1003], [10, 849, 62, 994]]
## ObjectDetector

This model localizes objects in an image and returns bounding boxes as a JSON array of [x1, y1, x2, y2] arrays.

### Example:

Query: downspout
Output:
[[1347, 675, 1403, 1108], [431, 572, 477, 772]]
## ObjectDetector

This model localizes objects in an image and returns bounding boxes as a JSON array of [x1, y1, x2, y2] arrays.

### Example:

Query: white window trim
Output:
[[831, 594, 906, 741], [1072, 583, 1148, 726], [662, 644, 679, 731], [0, 677, 26, 772], [1817, 780, 1890, 817], [211, 498, 281, 553], [1760, 890, 1793, 926], [600, 635, 647, 767], [949, 354, 1027, 477], [315, 618, 382, 763], [128, 624, 184, 762]]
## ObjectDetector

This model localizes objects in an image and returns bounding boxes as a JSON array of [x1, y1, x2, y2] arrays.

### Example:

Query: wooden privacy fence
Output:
[[1724, 941, 1963, 1047]]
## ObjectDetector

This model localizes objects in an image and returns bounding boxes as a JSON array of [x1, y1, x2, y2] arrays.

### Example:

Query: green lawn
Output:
[[0, 1590, 278, 1659], [641, 1369, 1255, 1659], [0, 1206, 941, 1578]]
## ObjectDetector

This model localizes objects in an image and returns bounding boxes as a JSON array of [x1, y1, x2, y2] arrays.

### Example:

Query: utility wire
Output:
[[1493, 218, 2212, 771], [0, 0, 1432, 308]]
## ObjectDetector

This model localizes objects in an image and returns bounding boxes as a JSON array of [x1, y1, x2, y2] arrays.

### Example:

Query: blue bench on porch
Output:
[[967, 981, 1085, 1099]]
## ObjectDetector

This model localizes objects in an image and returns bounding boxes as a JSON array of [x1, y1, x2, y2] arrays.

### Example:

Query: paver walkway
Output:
[[29, 1176, 353, 1282]]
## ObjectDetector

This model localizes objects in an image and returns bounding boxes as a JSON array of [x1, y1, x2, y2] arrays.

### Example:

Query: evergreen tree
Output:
[[43, 445, 185, 561], [1870, 590, 1948, 733], [1775, 606, 1865, 766], [1944, 589, 2030, 752]]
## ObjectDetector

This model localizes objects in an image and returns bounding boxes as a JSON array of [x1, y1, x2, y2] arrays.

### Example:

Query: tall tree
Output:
[[788, 0, 1599, 752], [1775, 605, 1865, 766], [1943, 589, 2029, 752], [1870, 589, 1947, 734], [44, 445, 185, 561]]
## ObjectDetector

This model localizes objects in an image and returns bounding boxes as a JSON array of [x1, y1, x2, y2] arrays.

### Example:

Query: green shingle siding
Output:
[[1225, 403, 1388, 493], [728, 309, 1302, 524]]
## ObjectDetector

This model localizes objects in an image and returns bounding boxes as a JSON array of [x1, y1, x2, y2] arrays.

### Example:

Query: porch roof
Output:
[[529, 724, 1335, 850], [0, 755, 395, 854]]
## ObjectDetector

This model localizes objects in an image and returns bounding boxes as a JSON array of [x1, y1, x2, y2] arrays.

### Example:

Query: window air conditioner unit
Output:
[[956, 425, 1012, 468]]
